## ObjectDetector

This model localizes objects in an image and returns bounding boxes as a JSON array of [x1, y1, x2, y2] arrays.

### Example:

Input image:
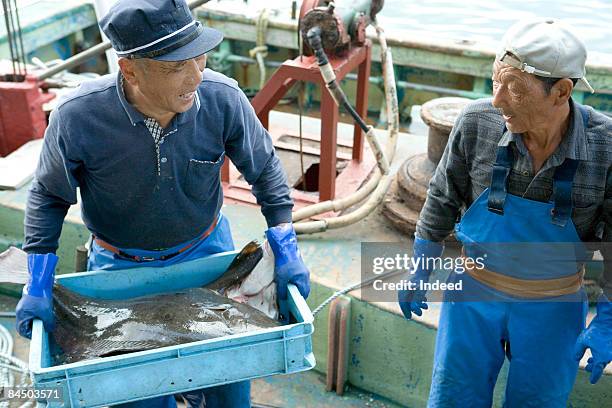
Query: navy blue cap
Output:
[[99, 0, 223, 61]]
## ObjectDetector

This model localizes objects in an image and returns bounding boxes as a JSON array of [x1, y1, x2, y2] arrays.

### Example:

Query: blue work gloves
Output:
[[266, 223, 310, 322], [398, 236, 443, 319], [574, 294, 612, 384], [15, 253, 58, 338]]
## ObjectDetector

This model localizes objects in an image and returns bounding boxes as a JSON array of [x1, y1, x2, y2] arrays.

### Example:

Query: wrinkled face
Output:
[[132, 54, 207, 115], [491, 60, 556, 134]]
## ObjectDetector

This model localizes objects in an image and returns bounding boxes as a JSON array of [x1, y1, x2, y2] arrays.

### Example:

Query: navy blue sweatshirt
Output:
[[24, 69, 292, 252]]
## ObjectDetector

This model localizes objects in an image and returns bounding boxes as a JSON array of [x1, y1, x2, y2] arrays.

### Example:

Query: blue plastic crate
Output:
[[29, 250, 315, 407]]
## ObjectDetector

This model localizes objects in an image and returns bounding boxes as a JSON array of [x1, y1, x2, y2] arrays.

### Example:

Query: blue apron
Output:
[[428, 108, 590, 408], [88, 214, 251, 408]]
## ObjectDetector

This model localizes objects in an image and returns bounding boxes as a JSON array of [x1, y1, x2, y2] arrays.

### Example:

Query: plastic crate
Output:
[[29, 250, 315, 407]]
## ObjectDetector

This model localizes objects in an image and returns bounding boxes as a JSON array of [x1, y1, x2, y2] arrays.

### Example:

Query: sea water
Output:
[[233, 0, 612, 59]]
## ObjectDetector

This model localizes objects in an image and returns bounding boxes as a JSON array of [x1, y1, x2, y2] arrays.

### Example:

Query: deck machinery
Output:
[[223, 0, 385, 208]]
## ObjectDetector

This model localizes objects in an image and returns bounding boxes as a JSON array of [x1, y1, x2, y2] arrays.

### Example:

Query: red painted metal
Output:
[[353, 44, 371, 161], [299, 0, 322, 21], [318, 84, 339, 200], [222, 40, 373, 205], [0, 75, 54, 156], [221, 118, 376, 215]]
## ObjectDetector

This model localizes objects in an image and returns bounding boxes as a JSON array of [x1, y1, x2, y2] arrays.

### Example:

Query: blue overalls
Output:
[[428, 108, 590, 407], [88, 214, 251, 408]]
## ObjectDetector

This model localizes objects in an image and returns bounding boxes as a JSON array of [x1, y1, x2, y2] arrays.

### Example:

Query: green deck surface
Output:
[[251, 370, 402, 408], [1, 178, 610, 406]]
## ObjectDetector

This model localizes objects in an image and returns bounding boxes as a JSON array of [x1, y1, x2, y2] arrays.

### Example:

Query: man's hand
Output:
[[398, 237, 443, 320], [16, 295, 54, 338], [574, 294, 612, 384], [266, 223, 310, 307], [398, 269, 430, 319], [15, 253, 58, 338]]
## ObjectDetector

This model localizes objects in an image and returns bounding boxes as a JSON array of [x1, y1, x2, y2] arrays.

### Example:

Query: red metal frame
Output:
[[222, 41, 374, 210]]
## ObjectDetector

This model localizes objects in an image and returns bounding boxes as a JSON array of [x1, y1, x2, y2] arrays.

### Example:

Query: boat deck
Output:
[[1, 2, 611, 405], [0, 295, 401, 408], [0, 109, 610, 406]]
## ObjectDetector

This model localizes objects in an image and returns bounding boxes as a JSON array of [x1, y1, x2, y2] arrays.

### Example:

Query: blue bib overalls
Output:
[[428, 108, 590, 407]]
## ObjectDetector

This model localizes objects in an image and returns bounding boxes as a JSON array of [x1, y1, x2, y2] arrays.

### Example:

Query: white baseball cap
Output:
[[497, 18, 594, 93]]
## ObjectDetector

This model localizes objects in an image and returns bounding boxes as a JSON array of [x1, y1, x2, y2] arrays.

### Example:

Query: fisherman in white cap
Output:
[[399, 18, 611, 406]]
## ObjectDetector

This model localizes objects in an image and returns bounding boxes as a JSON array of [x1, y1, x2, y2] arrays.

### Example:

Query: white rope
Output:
[[0, 323, 14, 408], [0, 324, 32, 407]]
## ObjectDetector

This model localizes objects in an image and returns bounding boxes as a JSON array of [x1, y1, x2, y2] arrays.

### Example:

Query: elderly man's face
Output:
[[491, 60, 557, 135], [131, 54, 207, 115]]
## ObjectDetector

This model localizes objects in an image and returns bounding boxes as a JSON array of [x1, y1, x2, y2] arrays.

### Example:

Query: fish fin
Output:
[[205, 240, 263, 291]]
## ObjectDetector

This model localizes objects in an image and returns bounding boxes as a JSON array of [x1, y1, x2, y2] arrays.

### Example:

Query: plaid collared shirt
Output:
[[144, 117, 166, 176], [120, 75, 169, 176], [416, 98, 612, 295]]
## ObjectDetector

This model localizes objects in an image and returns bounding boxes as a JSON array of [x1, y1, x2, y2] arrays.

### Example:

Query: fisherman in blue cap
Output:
[[15, 0, 310, 407], [399, 18, 611, 406]]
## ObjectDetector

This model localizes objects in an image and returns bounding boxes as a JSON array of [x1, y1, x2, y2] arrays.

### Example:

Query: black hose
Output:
[[341, 93, 370, 132], [306, 26, 370, 133], [306, 27, 328, 67]]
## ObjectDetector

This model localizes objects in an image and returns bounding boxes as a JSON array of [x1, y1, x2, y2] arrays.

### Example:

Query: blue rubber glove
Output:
[[398, 236, 443, 320], [574, 294, 612, 384], [266, 223, 310, 322], [15, 253, 58, 339]]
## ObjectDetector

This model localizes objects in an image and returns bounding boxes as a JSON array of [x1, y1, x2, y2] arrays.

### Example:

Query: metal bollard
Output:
[[75, 245, 88, 272], [326, 295, 352, 395]]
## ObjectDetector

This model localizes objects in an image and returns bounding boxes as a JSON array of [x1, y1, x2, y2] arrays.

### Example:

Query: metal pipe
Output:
[[38, 41, 111, 80], [2, 0, 18, 78], [37, 0, 212, 81], [291, 0, 297, 20], [13, 0, 27, 77]]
